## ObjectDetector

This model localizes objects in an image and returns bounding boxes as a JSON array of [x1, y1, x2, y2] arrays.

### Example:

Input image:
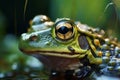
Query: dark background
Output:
[[0, 0, 119, 37], [0, 0, 51, 36]]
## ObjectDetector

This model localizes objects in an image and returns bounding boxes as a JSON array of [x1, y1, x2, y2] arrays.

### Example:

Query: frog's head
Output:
[[19, 16, 87, 59]]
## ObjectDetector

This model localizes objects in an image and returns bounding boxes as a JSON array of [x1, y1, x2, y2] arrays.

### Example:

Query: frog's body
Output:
[[19, 15, 120, 80]]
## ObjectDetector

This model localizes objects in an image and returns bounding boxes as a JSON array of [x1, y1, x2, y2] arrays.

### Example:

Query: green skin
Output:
[[19, 19, 102, 71]]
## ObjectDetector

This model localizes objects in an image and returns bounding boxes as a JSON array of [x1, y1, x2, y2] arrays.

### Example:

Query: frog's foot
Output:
[[49, 66, 92, 80], [73, 66, 92, 79]]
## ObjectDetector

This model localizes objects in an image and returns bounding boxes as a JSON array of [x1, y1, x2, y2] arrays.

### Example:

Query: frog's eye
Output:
[[32, 15, 51, 25], [30, 15, 54, 31], [55, 20, 75, 41]]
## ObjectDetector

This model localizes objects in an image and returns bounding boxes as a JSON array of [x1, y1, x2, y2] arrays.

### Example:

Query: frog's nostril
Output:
[[29, 35, 38, 41]]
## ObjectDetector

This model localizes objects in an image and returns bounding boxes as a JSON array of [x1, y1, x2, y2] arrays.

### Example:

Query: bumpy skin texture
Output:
[[19, 15, 120, 80]]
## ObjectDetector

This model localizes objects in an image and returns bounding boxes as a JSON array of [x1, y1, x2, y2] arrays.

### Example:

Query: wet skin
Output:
[[19, 15, 120, 80]]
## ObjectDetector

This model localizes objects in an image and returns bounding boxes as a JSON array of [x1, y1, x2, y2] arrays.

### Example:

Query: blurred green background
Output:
[[0, 0, 120, 79]]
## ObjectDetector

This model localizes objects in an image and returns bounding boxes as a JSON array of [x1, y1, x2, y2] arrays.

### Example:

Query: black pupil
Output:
[[58, 26, 69, 34]]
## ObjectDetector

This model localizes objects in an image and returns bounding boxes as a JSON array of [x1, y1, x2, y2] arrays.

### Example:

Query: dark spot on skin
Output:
[[78, 35, 89, 50], [68, 46, 75, 53], [29, 35, 38, 41]]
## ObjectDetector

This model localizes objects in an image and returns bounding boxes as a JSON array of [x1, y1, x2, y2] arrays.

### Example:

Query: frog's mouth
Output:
[[20, 49, 83, 58]]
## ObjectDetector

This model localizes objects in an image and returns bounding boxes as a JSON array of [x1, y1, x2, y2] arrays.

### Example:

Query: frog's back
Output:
[[76, 21, 120, 47]]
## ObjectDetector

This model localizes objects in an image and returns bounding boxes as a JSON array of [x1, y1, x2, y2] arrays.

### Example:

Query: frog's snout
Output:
[[21, 32, 39, 41]]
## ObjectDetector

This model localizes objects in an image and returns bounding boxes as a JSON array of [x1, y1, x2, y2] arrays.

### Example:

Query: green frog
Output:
[[19, 15, 120, 80]]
